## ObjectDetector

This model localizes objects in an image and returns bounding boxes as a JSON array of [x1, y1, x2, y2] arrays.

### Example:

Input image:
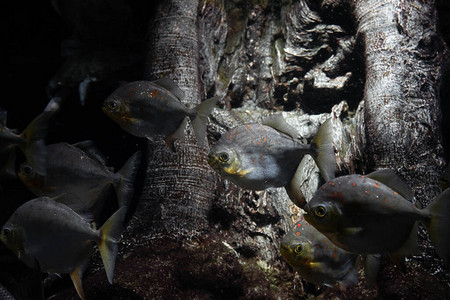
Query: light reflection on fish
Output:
[[102, 79, 218, 148], [0, 197, 126, 300]]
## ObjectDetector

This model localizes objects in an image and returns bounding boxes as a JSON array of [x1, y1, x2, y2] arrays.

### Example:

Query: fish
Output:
[[280, 216, 358, 288], [208, 115, 335, 208], [0, 97, 60, 179], [17, 141, 141, 213], [0, 197, 126, 300], [303, 169, 450, 263], [102, 79, 218, 148]]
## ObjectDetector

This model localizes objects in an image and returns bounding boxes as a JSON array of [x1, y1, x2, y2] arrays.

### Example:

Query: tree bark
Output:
[[130, 0, 216, 238], [354, 0, 446, 204]]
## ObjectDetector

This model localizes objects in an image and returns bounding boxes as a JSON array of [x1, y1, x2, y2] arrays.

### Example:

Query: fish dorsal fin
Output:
[[262, 114, 300, 139], [72, 140, 108, 166], [153, 78, 185, 101], [366, 169, 414, 201]]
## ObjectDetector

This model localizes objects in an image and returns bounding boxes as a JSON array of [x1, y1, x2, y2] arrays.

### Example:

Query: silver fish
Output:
[[102, 79, 218, 148], [208, 115, 335, 207], [303, 169, 450, 262], [0, 197, 126, 300], [18, 141, 140, 212], [280, 216, 358, 288]]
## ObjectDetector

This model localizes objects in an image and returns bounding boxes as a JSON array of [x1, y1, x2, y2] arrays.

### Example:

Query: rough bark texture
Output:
[[1, 0, 449, 299], [133, 0, 216, 238], [355, 0, 446, 204]]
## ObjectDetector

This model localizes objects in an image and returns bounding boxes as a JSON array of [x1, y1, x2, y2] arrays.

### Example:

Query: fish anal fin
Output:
[[388, 222, 419, 269], [366, 169, 414, 201], [285, 156, 309, 208], [164, 117, 189, 151], [70, 266, 86, 300], [363, 254, 381, 289]]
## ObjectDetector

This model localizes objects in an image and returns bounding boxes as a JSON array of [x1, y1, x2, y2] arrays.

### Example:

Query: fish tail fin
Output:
[[20, 97, 61, 176], [115, 151, 141, 207], [192, 96, 219, 147], [98, 207, 127, 284], [310, 118, 336, 181], [424, 188, 450, 261]]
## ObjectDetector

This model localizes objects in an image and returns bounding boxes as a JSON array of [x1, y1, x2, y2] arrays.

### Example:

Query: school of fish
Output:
[[1, 77, 450, 299]]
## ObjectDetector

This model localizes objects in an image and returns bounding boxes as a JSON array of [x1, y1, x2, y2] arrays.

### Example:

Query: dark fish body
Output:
[[304, 170, 450, 261], [102, 79, 217, 147], [280, 216, 358, 287], [0, 197, 126, 300], [208, 117, 335, 207], [18, 142, 140, 210]]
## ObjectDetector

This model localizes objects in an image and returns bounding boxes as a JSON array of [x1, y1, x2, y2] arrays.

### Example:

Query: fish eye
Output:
[[1, 228, 11, 239], [219, 152, 229, 162], [314, 206, 327, 217], [21, 165, 34, 176], [294, 244, 303, 254], [106, 100, 119, 111]]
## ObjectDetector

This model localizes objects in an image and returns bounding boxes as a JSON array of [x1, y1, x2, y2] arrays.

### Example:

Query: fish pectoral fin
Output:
[[342, 227, 363, 236], [70, 266, 86, 300], [237, 168, 253, 177]]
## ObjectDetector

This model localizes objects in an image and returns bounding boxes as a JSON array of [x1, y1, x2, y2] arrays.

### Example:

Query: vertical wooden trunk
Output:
[[136, 0, 216, 238], [354, 0, 446, 204]]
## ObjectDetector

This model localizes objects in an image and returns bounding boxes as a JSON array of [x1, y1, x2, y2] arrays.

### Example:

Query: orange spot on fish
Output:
[[365, 190, 370, 195], [394, 191, 398, 195], [352, 182, 356, 187], [226, 132, 232, 141], [263, 137, 267, 142], [361, 175, 365, 178], [296, 232, 300, 236], [257, 141, 261, 146], [246, 124, 251, 129], [297, 223, 301, 227], [332, 253, 338, 259], [148, 90, 159, 98], [329, 182, 335, 186], [375, 182, 379, 188]]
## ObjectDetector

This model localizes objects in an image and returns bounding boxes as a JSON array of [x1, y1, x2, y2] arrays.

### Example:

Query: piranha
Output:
[[0, 197, 126, 300], [0, 97, 60, 179], [208, 115, 335, 208], [18, 141, 140, 213], [303, 169, 450, 263], [280, 216, 358, 288], [102, 79, 218, 148]]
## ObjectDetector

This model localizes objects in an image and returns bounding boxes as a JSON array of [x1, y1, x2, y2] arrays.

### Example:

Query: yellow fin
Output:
[[98, 207, 127, 284], [70, 266, 86, 300]]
